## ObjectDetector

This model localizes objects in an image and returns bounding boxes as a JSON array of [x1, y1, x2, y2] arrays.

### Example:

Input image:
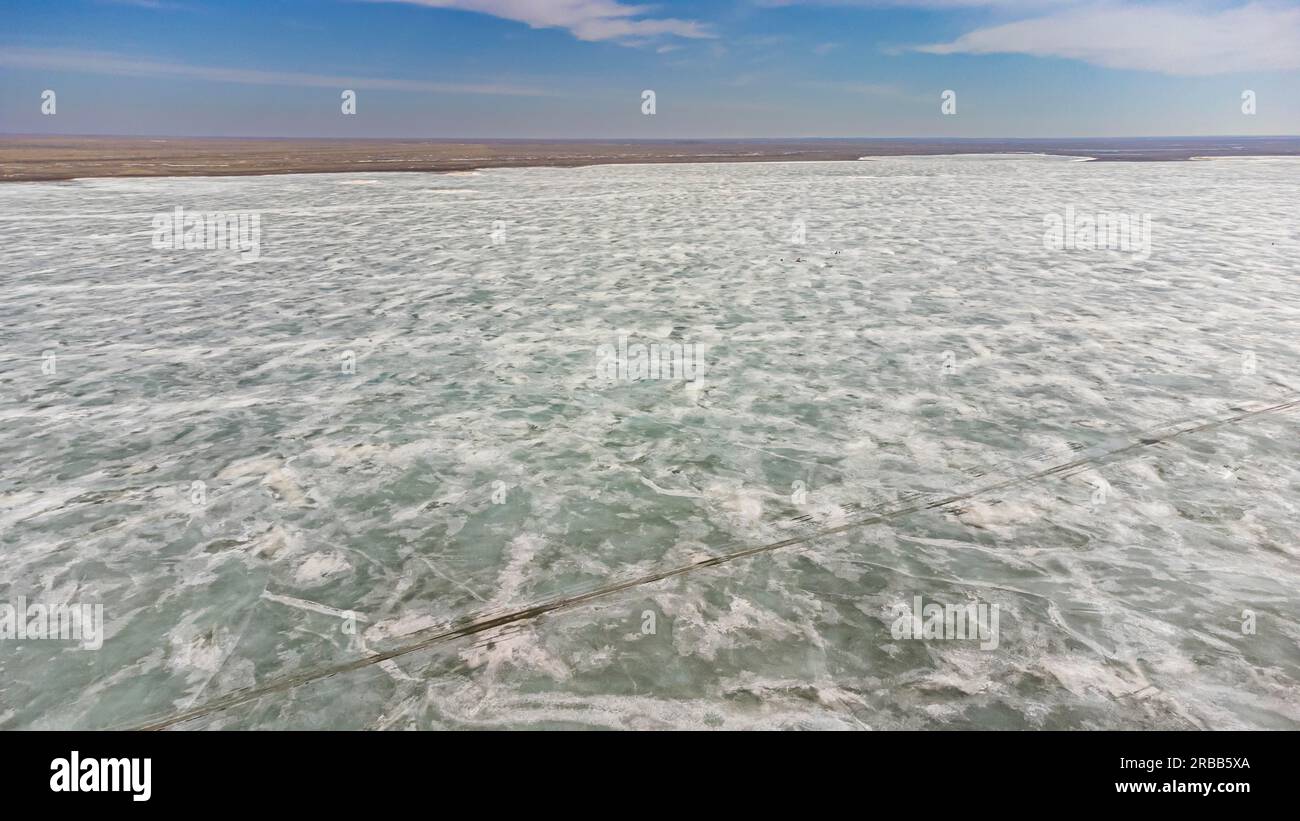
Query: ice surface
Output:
[[1, 156, 1298, 729]]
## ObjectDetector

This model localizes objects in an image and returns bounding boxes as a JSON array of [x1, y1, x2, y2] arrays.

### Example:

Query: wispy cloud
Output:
[[0, 47, 563, 96], [914, 2, 1300, 75], [96, 0, 190, 9], [802, 79, 912, 98], [370, 0, 714, 43], [829, 81, 904, 95], [756, 1, 1062, 8]]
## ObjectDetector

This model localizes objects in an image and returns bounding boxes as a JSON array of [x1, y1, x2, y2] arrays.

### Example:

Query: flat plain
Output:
[[5, 135, 1300, 182]]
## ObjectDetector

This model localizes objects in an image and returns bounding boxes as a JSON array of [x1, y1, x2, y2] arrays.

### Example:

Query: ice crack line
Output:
[[131, 396, 1300, 730]]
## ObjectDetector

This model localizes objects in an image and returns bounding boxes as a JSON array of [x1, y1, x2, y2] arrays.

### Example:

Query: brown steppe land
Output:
[[3, 135, 1300, 182]]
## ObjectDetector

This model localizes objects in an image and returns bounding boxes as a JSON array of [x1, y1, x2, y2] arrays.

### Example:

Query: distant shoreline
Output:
[[4, 135, 1300, 183]]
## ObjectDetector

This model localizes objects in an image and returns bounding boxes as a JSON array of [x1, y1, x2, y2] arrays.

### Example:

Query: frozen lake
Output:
[[2, 156, 1298, 729]]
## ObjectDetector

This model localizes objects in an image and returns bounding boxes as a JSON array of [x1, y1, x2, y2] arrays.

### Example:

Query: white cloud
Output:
[[756, 1, 1063, 8], [372, 0, 713, 42], [97, 0, 189, 9], [0, 47, 562, 96], [915, 2, 1300, 75], [803, 79, 910, 97]]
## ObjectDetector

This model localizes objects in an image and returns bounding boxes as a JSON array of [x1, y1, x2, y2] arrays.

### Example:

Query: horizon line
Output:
[[5, 132, 1300, 142]]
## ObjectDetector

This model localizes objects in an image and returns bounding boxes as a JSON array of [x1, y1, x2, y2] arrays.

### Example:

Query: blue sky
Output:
[[3, 1, 1298, 137]]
